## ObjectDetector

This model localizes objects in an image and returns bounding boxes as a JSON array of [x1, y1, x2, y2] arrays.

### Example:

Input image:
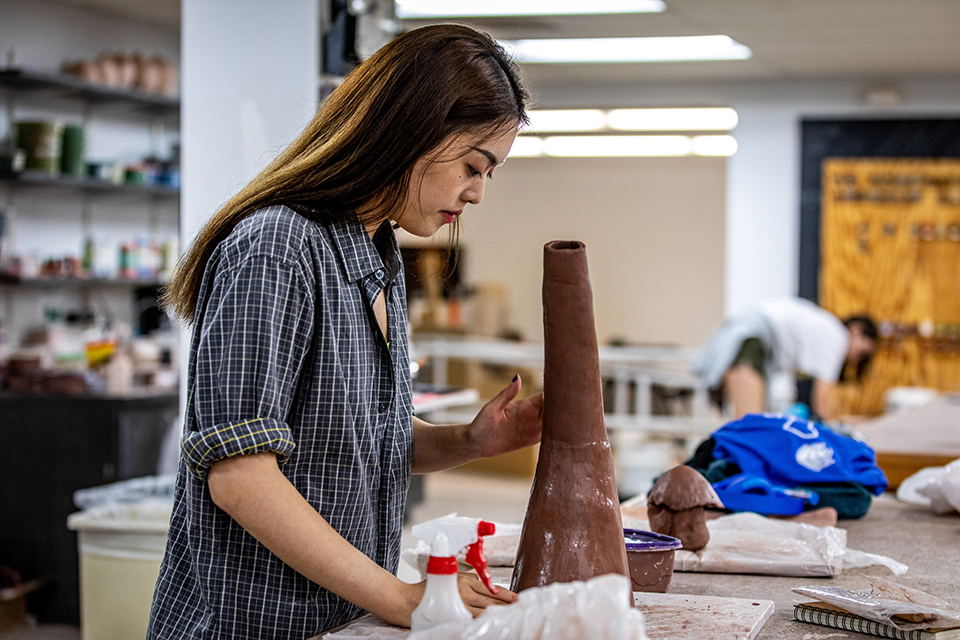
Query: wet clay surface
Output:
[[511, 241, 629, 592], [648, 466, 723, 552]]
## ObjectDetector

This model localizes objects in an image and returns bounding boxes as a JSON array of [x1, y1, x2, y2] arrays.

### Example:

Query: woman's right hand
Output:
[[455, 574, 517, 616], [382, 575, 516, 627]]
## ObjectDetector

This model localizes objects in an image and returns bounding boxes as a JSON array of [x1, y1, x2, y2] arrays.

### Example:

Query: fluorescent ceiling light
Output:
[[510, 134, 738, 158], [523, 107, 739, 133], [396, 0, 665, 18], [525, 109, 607, 133], [544, 135, 693, 157], [691, 135, 738, 156], [502, 35, 752, 64], [607, 108, 738, 131], [509, 136, 546, 157]]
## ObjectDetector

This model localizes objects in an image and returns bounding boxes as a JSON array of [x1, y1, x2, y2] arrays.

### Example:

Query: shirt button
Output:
[[375, 269, 384, 279], [378, 402, 388, 413]]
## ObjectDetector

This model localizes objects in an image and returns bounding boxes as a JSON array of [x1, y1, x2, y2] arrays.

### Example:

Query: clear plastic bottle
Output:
[[409, 516, 497, 632], [410, 531, 471, 632]]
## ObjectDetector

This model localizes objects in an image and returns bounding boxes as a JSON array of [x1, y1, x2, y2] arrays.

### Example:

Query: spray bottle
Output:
[[410, 514, 497, 632]]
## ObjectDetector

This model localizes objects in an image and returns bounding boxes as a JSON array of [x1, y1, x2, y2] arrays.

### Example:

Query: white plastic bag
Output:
[[897, 458, 960, 514], [408, 575, 646, 640]]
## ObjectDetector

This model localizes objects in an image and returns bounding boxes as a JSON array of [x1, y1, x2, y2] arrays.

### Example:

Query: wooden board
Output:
[[634, 592, 775, 640]]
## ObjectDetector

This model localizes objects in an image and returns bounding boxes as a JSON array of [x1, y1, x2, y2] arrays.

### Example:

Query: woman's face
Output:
[[389, 126, 518, 238]]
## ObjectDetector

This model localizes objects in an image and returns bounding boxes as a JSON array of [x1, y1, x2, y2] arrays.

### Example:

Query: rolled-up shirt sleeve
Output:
[[184, 253, 315, 480]]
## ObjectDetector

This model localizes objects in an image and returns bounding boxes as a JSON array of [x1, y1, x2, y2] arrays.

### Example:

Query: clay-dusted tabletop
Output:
[[666, 495, 960, 639], [486, 495, 959, 639], [339, 494, 959, 639]]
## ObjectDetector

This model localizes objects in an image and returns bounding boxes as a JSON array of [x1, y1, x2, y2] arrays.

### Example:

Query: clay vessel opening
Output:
[[546, 240, 584, 252]]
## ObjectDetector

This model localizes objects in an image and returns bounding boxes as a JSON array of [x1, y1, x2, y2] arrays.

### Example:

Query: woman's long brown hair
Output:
[[163, 24, 529, 322]]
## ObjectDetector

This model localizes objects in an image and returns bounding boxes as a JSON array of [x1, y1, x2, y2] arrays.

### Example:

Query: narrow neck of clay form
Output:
[[541, 240, 606, 447]]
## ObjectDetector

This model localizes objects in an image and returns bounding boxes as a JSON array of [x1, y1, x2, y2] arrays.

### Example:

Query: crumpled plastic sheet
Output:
[[896, 458, 960, 515], [322, 575, 646, 640], [793, 575, 960, 631], [410, 574, 645, 640], [403, 513, 906, 579], [622, 512, 907, 577]]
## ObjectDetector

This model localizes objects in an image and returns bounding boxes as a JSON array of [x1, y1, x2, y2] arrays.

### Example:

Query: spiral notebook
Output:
[[793, 602, 960, 640]]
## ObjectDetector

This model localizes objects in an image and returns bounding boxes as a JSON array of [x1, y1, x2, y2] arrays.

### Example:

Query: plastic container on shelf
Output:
[[623, 529, 682, 593], [66, 499, 171, 640], [15, 121, 64, 175]]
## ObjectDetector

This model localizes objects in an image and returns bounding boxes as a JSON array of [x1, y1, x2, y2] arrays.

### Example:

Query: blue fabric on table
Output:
[[710, 413, 888, 495]]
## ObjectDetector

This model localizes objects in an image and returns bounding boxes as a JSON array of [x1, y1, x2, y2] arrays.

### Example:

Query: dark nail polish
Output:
[[512, 375, 519, 382]]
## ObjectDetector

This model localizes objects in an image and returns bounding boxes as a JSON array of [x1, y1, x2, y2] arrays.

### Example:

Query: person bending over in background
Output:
[[692, 297, 877, 421], [148, 24, 542, 639]]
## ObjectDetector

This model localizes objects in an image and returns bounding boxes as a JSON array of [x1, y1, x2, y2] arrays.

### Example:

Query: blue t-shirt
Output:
[[711, 413, 887, 494]]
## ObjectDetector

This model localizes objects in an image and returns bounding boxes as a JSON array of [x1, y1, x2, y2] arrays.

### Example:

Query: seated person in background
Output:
[[692, 297, 877, 421]]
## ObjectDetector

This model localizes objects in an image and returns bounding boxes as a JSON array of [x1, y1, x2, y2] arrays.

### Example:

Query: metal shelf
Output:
[[0, 172, 178, 197], [0, 70, 178, 294], [0, 274, 165, 288], [0, 68, 179, 116]]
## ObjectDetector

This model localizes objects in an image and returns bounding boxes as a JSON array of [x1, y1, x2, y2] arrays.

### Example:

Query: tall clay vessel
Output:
[[511, 241, 629, 592]]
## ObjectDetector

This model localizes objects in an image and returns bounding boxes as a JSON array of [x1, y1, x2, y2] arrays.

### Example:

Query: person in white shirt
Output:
[[692, 298, 877, 420]]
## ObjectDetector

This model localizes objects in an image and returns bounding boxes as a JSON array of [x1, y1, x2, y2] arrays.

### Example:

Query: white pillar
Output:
[[723, 102, 800, 315], [179, 0, 319, 414]]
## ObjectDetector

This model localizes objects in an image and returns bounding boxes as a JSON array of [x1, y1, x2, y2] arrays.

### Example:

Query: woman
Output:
[[148, 24, 542, 639]]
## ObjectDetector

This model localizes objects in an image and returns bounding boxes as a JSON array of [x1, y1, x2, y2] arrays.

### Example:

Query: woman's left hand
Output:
[[468, 375, 543, 458]]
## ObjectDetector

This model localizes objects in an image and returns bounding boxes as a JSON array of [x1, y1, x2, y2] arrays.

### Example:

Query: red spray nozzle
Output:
[[465, 520, 497, 594]]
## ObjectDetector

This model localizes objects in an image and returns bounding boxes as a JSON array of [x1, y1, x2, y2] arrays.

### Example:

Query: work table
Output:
[[329, 494, 956, 639], [668, 495, 960, 639], [476, 495, 958, 640]]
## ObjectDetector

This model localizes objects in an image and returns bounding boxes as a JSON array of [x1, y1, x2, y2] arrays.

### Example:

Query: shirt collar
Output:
[[327, 216, 400, 285]]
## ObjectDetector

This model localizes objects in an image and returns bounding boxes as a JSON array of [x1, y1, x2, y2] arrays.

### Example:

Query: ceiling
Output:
[[49, 0, 960, 86]]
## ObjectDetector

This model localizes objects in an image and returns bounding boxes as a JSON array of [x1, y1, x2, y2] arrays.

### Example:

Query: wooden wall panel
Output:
[[821, 159, 960, 415]]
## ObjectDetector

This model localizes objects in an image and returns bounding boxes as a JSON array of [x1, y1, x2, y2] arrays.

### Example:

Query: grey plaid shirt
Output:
[[148, 206, 413, 639]]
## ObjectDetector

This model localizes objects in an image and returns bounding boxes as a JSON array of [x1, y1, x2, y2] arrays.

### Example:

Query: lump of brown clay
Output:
[[647, 465, 724, 552]]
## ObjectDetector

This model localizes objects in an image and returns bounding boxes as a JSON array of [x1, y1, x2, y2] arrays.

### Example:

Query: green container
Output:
[[16, 121, 64, 175], [60, 125, 87, 177]]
